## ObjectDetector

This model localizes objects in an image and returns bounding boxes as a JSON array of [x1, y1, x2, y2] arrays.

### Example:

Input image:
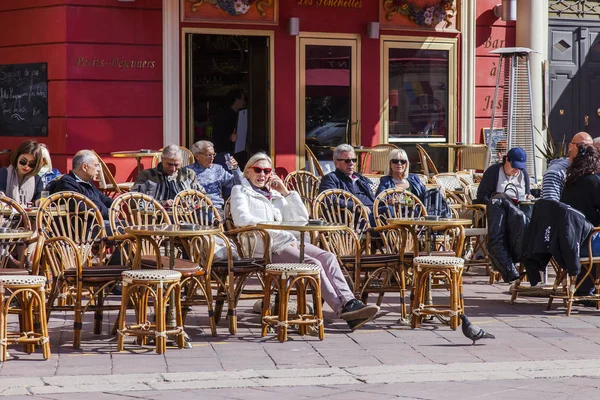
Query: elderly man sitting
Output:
[[51, 149, 113, 219], [132, 144, 205, 208], [185, 140, 242, 210]]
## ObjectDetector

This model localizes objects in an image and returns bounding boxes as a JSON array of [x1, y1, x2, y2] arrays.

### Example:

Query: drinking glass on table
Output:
[[40, 191, 49, 204]]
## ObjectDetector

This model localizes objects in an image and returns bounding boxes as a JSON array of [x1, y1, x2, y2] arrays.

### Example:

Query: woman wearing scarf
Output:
[[0, 140, 44, 205]]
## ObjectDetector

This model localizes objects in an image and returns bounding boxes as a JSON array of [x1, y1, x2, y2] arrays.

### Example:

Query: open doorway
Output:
[[184, 31, 272, 168]]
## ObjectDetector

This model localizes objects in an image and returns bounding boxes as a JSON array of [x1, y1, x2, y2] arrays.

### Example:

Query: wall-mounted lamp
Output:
[[493, 0, 516, 21], [118, 0, 135, 2], [367, 22, 380, 39], [288, 17, 300, 36]]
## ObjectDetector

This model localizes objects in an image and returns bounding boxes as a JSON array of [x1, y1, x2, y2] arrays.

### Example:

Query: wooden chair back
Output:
[[456, 170, 475, 185], [284, 170, 320, 214], [152, 146, 195, 168], [36, 191, 106, 265], [109, 192, 170, 260], [460, 146, 488, 171], [363, 174, 383, 196], [415, 144, 440, 176], [173, 189, 222, 228], [364, 143, 398, 174], [373, 188, 426, 226], [313, 189, 371, 237], [304, 144, 325, 177], [92, 150, 123, 197], [0, 195, 30, 230], [414, 173, 430, 186]]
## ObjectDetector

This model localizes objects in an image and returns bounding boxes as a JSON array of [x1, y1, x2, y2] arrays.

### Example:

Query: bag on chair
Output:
[[423, 188, 452, 218]]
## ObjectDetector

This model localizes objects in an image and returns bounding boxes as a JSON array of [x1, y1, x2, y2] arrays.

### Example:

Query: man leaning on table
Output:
[[132, 144, 206, 208], [51, 149, 113, 219]]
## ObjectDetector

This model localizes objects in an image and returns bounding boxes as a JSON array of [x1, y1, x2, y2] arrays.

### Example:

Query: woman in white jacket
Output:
[[230, 152, 379, 331]]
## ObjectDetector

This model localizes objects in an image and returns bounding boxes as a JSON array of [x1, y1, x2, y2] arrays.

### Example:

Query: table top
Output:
[[124, 224, 221, 237], [428, 143, 488, 149], [111, 150, 162, 158], [387, 217, 472, 227], [257, 221, 346, 232], [0, 228, 33, 239]]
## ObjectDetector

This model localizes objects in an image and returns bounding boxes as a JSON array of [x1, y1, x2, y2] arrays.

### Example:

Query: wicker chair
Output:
[[109, 192, 211, 332], [92, 150, 134, 198], [363, 143, 398, 174], [363, 174, 384, 196], [284, 170, 320, 216], [0, 196, 30, 230], [415, 144, 439, 177], [152, 146, 195, 168], [176, 195, 269, 334], [304, 144, 325, 177], [37, 192, 131, 349], [313, 189, 401, 305]]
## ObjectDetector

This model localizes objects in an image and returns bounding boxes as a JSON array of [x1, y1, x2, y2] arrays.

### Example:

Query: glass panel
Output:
[[388, 48, 449, 141], [305, 45, 352, 161]]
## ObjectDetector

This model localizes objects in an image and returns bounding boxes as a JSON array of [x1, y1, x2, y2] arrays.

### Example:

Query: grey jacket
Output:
[[131, 164, 205, 201]]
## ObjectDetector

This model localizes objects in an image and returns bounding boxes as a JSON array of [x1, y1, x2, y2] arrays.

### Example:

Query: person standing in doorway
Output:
[[212, 89, 247, 168]]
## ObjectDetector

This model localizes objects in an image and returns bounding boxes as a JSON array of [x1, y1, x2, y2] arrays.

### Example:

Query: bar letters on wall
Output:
[[0, 63, 48, 137]]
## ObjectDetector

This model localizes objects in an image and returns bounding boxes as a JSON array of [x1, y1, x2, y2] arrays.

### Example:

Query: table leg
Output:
[[136, 157, 143, 174], [426, 227, 434, 308], [299, 232, 306, 263], [166, 238, 191, 348]]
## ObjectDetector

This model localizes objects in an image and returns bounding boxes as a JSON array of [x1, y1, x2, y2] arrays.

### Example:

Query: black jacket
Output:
[[476, 162, 530, 204], [51, 171, 113, 219], [486, 193, 529, 282], [318, 169, 375, 208], [523, 199, 593, 282]]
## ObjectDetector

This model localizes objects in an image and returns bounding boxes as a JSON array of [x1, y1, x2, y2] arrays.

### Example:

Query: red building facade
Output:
[[0, 0, 516, 179]]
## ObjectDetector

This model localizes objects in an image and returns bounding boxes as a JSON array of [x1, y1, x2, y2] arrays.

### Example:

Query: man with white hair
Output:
[[51, 149, 113, 219], [132, 144, 205, 208], [185, 140, 242, 210]]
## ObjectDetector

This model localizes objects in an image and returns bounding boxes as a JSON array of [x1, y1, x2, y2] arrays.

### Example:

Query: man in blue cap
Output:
[[475, 147, 531, 204]]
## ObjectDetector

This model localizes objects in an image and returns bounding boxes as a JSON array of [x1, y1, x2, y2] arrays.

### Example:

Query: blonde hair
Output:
[[39, 144, 53, 175], [386, 148, 410, 179], [243, 152, 272, 179]]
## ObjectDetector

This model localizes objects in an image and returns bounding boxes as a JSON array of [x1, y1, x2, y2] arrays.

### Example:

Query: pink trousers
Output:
[[271, 243, 355, 316]]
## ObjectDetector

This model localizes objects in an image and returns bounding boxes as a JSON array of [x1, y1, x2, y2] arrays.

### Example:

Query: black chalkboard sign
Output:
[[0, 63, 48, 137], [483, 127, 507, 167]]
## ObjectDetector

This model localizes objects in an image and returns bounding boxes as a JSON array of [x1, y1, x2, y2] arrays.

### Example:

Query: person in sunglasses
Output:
[[230, 152, 380, 331], [319, 144, 375, 211], [0, 140, 44, 205], [375, 148, 426, 200], [132, 144, 206, 208], [185, 140, 242, 211]]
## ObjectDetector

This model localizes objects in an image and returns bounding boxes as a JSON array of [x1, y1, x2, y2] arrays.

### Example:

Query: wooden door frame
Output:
[[296, 33, 361, 170]]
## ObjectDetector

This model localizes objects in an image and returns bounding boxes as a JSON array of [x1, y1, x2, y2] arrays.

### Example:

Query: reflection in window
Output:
[[388, 48, 449, 141], [305, 45, 351, 150]]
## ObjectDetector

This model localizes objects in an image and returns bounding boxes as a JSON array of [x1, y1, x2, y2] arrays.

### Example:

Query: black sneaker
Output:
[[341, 299, 379, 322]]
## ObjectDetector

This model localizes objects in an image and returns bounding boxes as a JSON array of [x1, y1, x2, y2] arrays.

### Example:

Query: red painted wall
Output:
[[475, 0, 516, 143], [0, 0, 162, 181]]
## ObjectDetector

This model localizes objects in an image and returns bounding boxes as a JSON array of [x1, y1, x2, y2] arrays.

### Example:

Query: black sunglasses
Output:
[[252, 167, 272, 174], [337, 158, 358, 164], [390, 159, 408, 165], [18, 158, 37, 169]]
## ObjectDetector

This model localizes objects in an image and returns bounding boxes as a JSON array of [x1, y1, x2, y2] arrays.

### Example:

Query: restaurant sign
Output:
[[297, 0, 362, 8]]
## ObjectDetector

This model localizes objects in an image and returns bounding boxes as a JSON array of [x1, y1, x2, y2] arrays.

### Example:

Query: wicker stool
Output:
[[411, 256, 464, 330], [117, 270, 184, 354], [0, 275, 50, 361], [261, 263, 324, 342]]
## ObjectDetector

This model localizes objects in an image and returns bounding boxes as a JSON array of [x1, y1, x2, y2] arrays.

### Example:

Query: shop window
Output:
[[382, 38, 457, 144]]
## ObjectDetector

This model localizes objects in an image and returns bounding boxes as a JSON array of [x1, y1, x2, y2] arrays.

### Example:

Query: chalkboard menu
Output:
[[0, 63, 48, 137], [483, 127, 507, 167]]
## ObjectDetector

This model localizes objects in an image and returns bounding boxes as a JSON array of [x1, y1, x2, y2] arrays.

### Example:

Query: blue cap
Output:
[[507, 147, 527, 169]]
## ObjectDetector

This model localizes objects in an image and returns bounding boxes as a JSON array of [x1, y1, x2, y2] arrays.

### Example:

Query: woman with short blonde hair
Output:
[[376, 147, 426, 200]]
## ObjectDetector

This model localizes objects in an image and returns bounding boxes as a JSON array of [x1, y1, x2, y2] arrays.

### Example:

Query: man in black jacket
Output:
[[318, 144, 374, 209], [475, 147, 531, 204], [51, 149, 113, 219]]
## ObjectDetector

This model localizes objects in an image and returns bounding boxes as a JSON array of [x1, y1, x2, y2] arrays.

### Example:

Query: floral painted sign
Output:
[[380, 0, 457, 30], [184, 0, 278, 24]]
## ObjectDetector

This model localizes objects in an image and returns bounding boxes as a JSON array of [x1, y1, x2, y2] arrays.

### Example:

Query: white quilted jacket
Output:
[[230, 179, 308, 255]]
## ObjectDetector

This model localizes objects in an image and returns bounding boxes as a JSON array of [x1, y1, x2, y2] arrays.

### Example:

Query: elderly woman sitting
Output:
[[0, 140, 44, 205], [230, 152, 379, 331], [375, 147, 426, 201]]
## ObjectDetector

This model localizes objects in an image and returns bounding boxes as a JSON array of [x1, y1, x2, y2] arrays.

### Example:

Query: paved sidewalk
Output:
[[2, 270, 600, 399]]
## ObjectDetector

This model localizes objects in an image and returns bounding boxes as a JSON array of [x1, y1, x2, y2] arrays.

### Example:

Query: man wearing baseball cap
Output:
[[475, 146, 531, 204]]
